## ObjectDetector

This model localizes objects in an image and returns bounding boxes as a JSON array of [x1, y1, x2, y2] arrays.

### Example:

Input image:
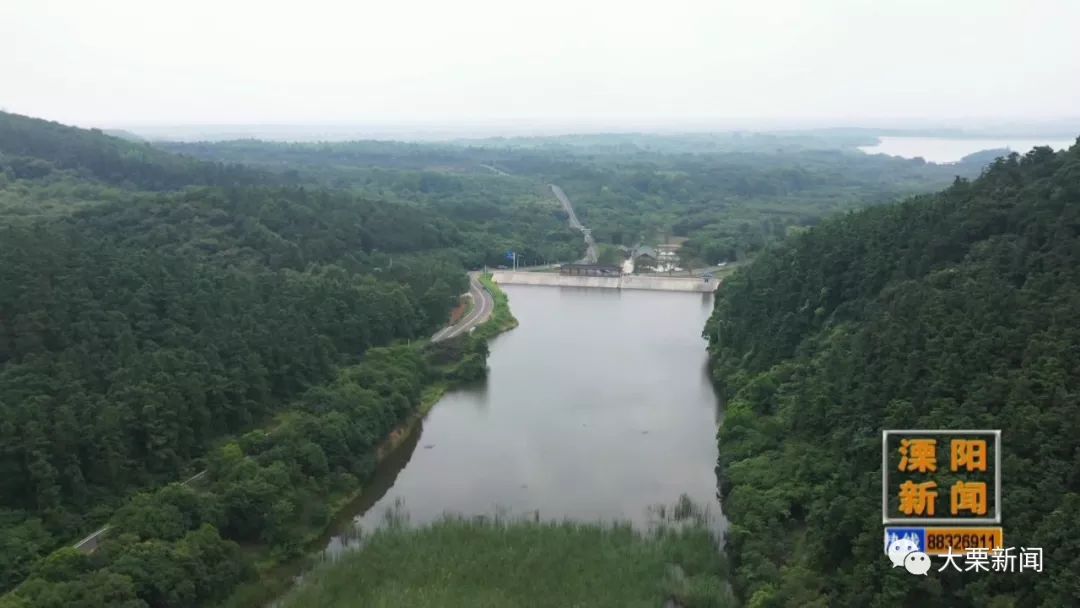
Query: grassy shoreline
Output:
[[278, 511, 732, 608], [474, 273, 518, 339]]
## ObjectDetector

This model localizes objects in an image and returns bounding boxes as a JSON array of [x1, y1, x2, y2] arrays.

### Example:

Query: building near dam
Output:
[[560, 263, 622, 277]]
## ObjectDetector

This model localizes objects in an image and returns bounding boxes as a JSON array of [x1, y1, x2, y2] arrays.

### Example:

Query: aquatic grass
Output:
[[278, 507, 732, 608]]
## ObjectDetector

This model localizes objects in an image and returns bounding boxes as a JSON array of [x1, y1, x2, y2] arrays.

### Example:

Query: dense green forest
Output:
[[6, 108, 1060, 606], [162, 134, 990, 268], [706, 141, 1080, 606], [2, 340, 496, 607], [0, 111, 565, 603]]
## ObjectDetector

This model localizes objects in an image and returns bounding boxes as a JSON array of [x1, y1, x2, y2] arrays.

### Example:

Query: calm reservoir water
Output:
[[321, 285, 724, 556], [859, 136, 1074, 164]]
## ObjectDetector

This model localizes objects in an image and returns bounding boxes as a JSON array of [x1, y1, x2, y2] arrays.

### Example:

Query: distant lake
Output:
[[859, 136, 1075, 164]]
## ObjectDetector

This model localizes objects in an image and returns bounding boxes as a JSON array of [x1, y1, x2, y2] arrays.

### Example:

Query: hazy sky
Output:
[[3, 0, 1079, 129]]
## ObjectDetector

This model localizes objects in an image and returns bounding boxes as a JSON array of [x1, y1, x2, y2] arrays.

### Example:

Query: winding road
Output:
[[431, 272, 494, 342]]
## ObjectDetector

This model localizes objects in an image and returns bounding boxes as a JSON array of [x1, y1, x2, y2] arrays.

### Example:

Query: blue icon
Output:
[[884, 527, 926, 555]]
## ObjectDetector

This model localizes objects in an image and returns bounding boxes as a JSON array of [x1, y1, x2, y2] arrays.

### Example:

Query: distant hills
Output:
[[0, 111, 270, 189]]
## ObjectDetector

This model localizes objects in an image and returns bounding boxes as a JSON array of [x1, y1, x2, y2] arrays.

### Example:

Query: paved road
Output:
[[550, 184, 598, 263], [431, 272, 494, 342], [479, 163, 511, 177], [75, 277, 492, 554], [74, 470, 206, 553]]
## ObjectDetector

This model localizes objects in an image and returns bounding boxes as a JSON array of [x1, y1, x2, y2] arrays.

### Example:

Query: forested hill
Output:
[[0, 112, 579, 600], [159, 134, 983, 270], [706, 140, 1080, 606], [0, 111, 268, 189], [157, 139, 495, 174]]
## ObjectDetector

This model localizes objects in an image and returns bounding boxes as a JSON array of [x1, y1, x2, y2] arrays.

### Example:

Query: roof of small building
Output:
[[562, 263, 621, 271]]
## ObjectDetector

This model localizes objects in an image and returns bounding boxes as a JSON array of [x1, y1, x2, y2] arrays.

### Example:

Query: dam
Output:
[[492, 185, 720, 293], [491, 270, 719, 292]]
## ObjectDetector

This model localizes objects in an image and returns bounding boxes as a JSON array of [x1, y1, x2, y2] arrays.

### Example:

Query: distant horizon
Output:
[[15, 112, 1080, 141], [6, 106, 1078, 143], [92, 116, 1080, 143], [7, 0, 1078, 134]]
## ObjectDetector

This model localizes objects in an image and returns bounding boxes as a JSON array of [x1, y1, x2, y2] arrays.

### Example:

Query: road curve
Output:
[[431, 272, 494, 342]]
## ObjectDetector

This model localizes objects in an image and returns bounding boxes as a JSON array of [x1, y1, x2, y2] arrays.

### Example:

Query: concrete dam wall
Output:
[[491, 271, 719, 293]]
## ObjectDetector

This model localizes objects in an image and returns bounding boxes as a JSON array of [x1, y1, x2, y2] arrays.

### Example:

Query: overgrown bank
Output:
[[220, 279, 517, 607], [475, 274, 519, 340], [278, 501, 732, 608]]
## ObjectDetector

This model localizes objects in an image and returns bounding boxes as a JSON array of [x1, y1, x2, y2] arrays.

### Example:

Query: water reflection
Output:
[[858, 136, 1074, 164], [318, 285, 726, 559], [454, 377, 491, 414], [319, 419, 422, 559]]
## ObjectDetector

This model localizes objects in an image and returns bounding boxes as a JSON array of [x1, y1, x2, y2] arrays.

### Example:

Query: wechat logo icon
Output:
[[903, 551, 932, 575]]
